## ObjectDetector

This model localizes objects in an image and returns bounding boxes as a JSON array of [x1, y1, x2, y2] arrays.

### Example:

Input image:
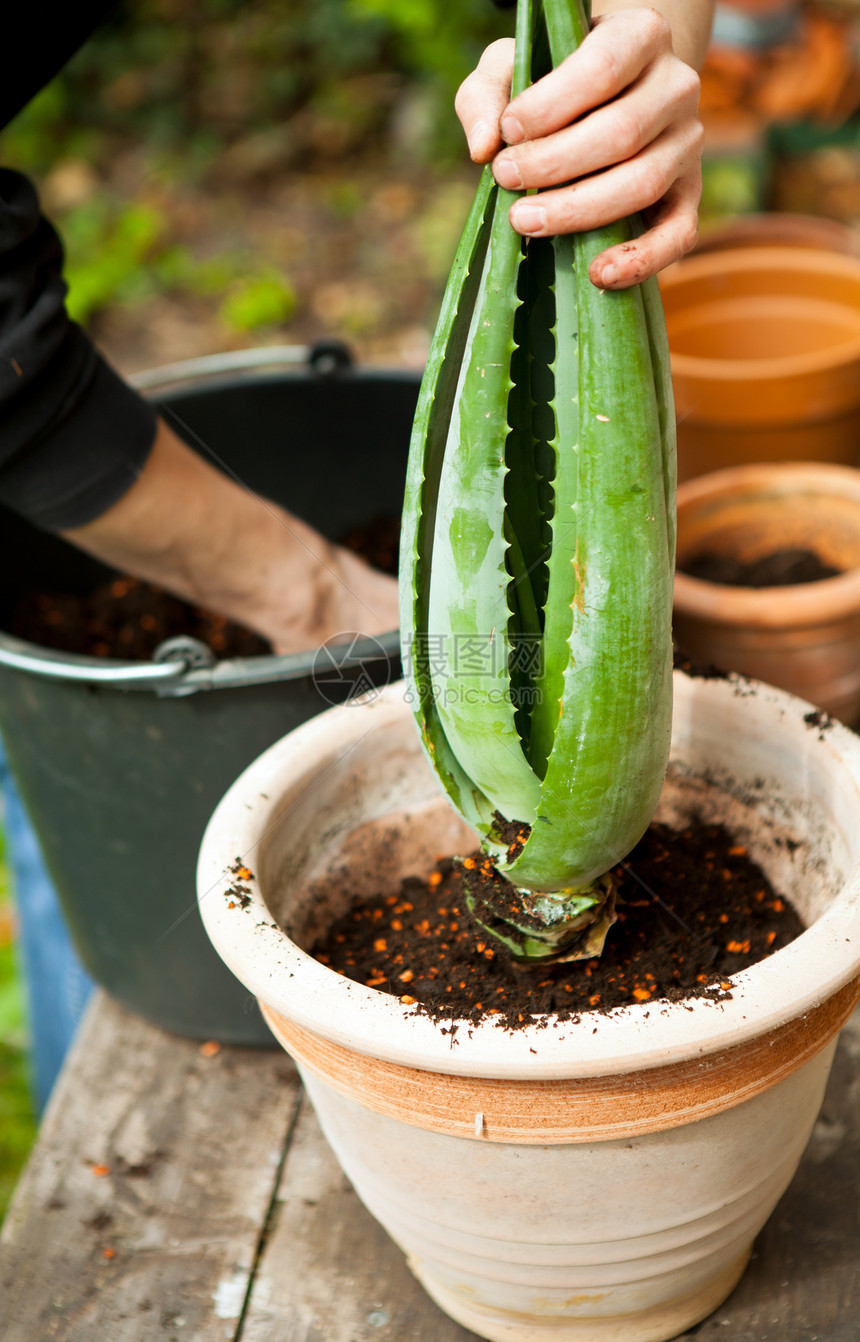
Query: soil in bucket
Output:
[[309, 817, 805, 1032], [6, 514, 400, 661], [680, 546, 842, 588]]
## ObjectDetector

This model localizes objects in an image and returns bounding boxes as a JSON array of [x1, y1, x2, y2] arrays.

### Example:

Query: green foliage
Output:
[[52, 194, 297, 330], [0, 0, 511, 330], [0, 829, 26, 1050], [62, 201, 166, 324], [0, 1043, 36, 1224], [348, 0, 510, 93], [218, 271, 297, 332], [2, 0, 511, 175], [701, 156, 764, 219], [0, 827, 37, 1225]]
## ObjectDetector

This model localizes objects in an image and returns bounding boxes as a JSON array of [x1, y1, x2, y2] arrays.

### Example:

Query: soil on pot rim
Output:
[[672, 641, 730, 681], [679, 546, 842, 588], [311, 819, 804, 1031]]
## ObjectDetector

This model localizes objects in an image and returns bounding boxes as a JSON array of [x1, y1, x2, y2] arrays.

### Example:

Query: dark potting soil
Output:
[[6, 514, 400, 661], [312, 819, 804, 1030], [8, 576, 272, 661], [339, 514, 399, 578], [680, 546, 841, 588]]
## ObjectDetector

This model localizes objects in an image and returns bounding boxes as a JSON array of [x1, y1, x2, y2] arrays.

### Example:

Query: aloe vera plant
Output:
[[399, 0, 676, 963]]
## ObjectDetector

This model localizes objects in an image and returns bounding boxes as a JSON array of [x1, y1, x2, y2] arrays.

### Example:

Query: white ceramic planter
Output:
[[198, 672, 860, 1342]]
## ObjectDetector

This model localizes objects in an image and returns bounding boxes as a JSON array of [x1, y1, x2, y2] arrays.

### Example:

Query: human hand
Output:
[[259, 529, 400, 657], [455, 8, 705, 289]]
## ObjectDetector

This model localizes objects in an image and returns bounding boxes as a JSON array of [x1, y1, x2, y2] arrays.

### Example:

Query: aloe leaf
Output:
[[427, 193, 542, 823], [410, 0, 543, 826], [399, 168, 499, 832], [506, 225, 672, 891], [641, 265, 677, 566], [525, 233, 578, 777]]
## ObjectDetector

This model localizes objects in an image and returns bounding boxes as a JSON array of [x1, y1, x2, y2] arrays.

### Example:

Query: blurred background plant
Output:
[[0, 838, 36, 1223], [0, 0, 510, 368]]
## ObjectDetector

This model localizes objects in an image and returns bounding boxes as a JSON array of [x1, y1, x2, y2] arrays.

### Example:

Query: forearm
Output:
[[62, 418, 316, 631], [62, 417, 399, 653], [592, 0, 715, 71]]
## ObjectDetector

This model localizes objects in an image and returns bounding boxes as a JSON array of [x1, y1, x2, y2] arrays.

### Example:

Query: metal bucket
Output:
[[0, 344, 416, 1044]]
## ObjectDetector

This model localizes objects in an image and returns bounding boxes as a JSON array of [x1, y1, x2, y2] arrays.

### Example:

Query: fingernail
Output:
[[500, 114, 525, 145], [601, 264, 619, 286], [493, 155, 522, 190], [511, 202, 546, 234], [467, 118, 490, 157]]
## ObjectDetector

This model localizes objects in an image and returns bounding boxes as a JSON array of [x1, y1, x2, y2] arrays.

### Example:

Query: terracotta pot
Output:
[[674, 461, 860, 723], [198, 674, 860, 1342], [694, 212, 860, 259], [659, 246, 860, 482]]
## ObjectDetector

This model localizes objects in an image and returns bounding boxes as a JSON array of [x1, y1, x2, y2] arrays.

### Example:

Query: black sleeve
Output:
[[0, 1, 157, 533], [0, 169, 157, 531]]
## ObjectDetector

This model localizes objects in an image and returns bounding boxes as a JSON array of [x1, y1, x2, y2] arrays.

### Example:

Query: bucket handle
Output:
[[0, 634, 189, 689], [0, 629, 401, 696], [129, 340, 354, 395]]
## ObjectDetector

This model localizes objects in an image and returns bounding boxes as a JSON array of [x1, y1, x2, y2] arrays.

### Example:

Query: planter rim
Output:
[[693, 211, 860, 259], [661, 245, 860, 384], [674, 461, 860, 628], [197, 674, 860, 1083]]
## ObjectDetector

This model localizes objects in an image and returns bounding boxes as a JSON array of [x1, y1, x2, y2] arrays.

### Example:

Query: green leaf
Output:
[[506, 226, 673, 891], [400, 167, 500, 834], [426, 190, 542, 823]]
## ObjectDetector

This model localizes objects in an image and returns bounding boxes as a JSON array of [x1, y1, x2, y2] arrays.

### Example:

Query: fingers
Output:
[[458, 10, 705, 288], [507, 111, 702, 226], [588, 174, 702, 289], [455, 38, 514, 163], [493, 54, 700, 193], [499, 10, 672, 147]]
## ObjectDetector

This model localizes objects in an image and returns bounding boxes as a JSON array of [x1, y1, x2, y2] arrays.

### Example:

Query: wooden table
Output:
[[1, 991, 857, 1341]]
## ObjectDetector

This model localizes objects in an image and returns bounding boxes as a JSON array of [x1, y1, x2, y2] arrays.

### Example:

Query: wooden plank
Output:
[[240, 1094, 480, 1342], [0, 992, 300, 1342], [678, 1005, 860, 1340]]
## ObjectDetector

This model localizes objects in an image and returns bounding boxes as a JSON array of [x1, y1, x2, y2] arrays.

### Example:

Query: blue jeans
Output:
[[0, 743, 93, 1114]]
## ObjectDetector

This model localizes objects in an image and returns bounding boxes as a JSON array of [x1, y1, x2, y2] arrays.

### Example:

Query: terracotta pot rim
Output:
[[670, 345, 860, 383], [197, 674, 860, 1084], [661, 243, 860, 287], [674, 461, 860, 626], [662, 246, 860, 382], [676, 459, 860, 497], [693, 212, 860, 259], [673, 568, 860, 626]]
